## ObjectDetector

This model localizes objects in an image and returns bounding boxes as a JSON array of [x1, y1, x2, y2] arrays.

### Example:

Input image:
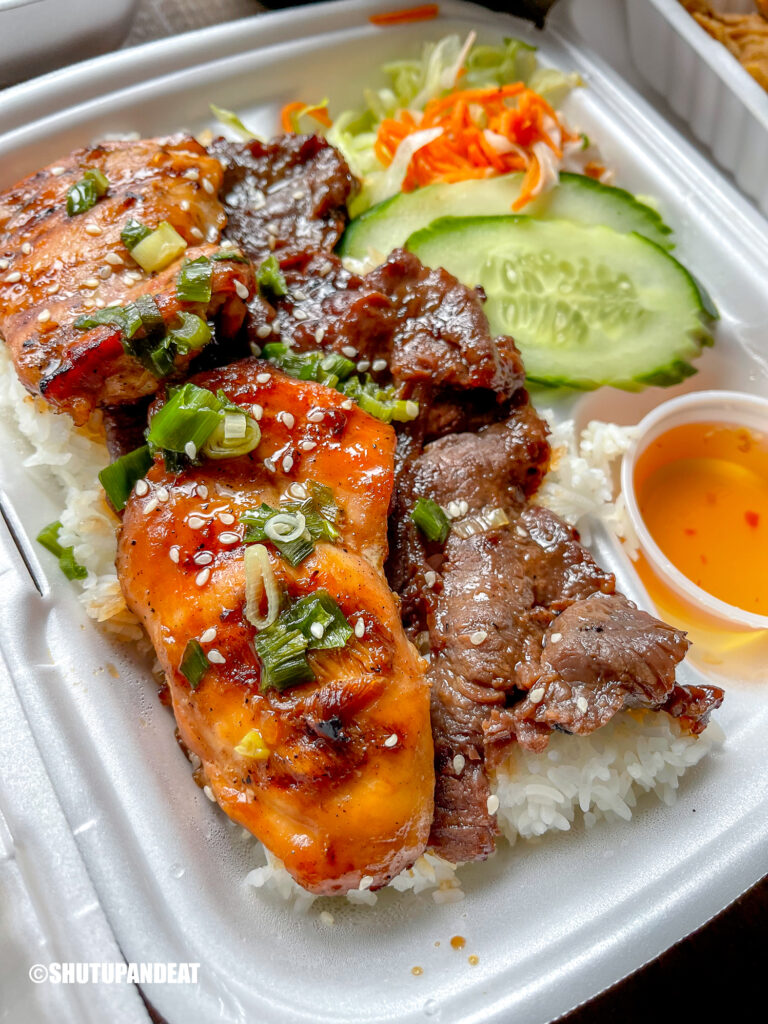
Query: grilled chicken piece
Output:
[[0, 136, 245, 423], [117, 359, 433, 894]]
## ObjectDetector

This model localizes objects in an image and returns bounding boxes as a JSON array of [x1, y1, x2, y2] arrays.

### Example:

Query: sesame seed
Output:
[[5, 271, 21, 283], [189, 226, 204, 240], [169, 545, 180, 563], [318, 260, 333, 276], [576, 696, 589, 714], [99, 266, 112, 280], [446, 502, 460, 519], [487, 794, 500, 815], [193, 551, 213, 566], [341, 345, 357, 358], [84, 222, 102, 236], [195, 568, 211, 587], [208, 227, 219, 243], [282, 455, 294, 473], [21, 242, 32, 255], [549, 632, 562, 644], [529, 687, 545, 704], [469, 630, 488, 646], [156, 486, 170, 503], [268, 236, 276, 251], [453, 754, 465, 774], [271, 323, 281, 336], [314, 327, 325, 343], [0, 260, 8, 270], [354, 618, 365, 639], [208, 649, 226, 664], [256, 372, 271, 384], [82, 278, 99, 289], [341, 399, 353, 410], [219, 531, 239, 545], [199, 627, 217, 644], [307, 409, 324, 423], [405, 401, 419, 418], [202, 178, 215, 194], [251, 404, 263, 420], [458, 500, 469, 516], [105, 252, 123, 265], [293, 308, 308, 321], [188, 515, 207, 530], [123, 271, 141, 283], [292, 190, 306, 200], [196, 484, 208, 499], [234, 280, 249, 300], [183, 168, 199, 180], [356, 360, 370, 372], [266, 222, 279, 235], [263, 457, 276, 473], [47, 284, 60, 295], [358, 875, 373, 891], [37, 309, 51, 323], [144, 497, 159, 514], [320, 911, 334, 926], [95, 299, 105, 308], [299, 440, 316, 452], [292, 290, 307, 302], [279, 411, 295, 429], [310, 622, 325, 639], [516, 526, 529, 539], [424, 570, 437, 588], [134, 479, 149, 497], [180, 199, 191, 212], [218, 512, 235, 525], [203, 785, 215, 802], [184, 441, 197, 459], [256, 324, 271, 339], [384, 733, 398, 748], [372, 359, 387, 372], [50, 166, 65, 176]]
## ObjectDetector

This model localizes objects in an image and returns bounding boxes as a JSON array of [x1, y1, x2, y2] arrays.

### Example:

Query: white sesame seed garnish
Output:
[[50, 166, 65, 176], [320, 911, 334, 927], [219, 531, 240, 545], [169, 545, 180, 563], [318, 260, 333, 276], [279, 411, 295, 428], [358, 875, 374, 891], [292, 289, 308, 302], [306, 409, 324, 423], [341, 345, 357, 358], [354, 618, 365, 639], [199, 627, 217, 644], [266, 221, 279, 235], [184, 441, 197, 459], [549, 632, 562, 644], [189, 226, 204, 240], [183, 168, 199, 180], [0, 260, 8, 270], [156, 486, 170, 503], [446, 502, 461, 519], [405, 401, 419, 418], [203, 785, 215, 802], [299, 440, 317, 452], [292, 308, 308, 322], [516, 526, 529, 539], [95, 299, 106, 308], [144, 497, 159, 514], [356, 360, 370, 372], [268, 236, 276, 251], [256, 372, 271, 384], [234, 280, 249, 300], [251, 404, 263, 421], [372, 359, 387, 372], [195, 568, 211, 587], [384, 733, 398, 748], [487, 794, 500, 815], [188, 515, 207, 530], [123, 271, 141, 283], [256, 324, 271, 339], [5, 271, 21, 283], [310, 622, 325, 639], [196, 484, 208, 499], [218, 512, 235, 525], [292, 190, 306, 200], [453, 754, 466, 774], [37, 309, 51, 323], [282, 455, 294, 473], [134, 479, 149, 497], [99, 266, 112, 280], [263, 457, 276, 473], [424, 570, 437, 588], [576, 696, 589, 714], [470, 630, 488, 646], [208, 227, 219, 243], [193, 551, 213, 566], [458, 500, 469, 516], [314, 327, 325, 344], [180, 199, 191, 212], [84, 222, 102, 236], [271, 322, 281, 334], [341, 399, 353, 410], [21, 242, 32, 255], [529, 687, 545, 704], [82, 277, 100, 289], [208, 649, 226, 664], [202, 177, 215, 194], [105, 252, 123, 266]]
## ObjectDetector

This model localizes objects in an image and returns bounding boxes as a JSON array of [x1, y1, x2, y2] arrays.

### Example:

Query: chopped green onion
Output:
[[130, 221, 187, 273], [132, 294, 164, 333], [121, 218, 152, 250], [242, 489, 339, 565], [167, 312, 211, 354], [411, 496, 451, 544], [66, 168, 109, 216], [179, 639, 209, 689], [307, 480, 340, 523], [177, 256, 212, 304], [36, 520, 88, 581], [264, 511, 306, 544], [241, 503, 313, 566], [256, 255, 287, 297], [147, 382, 223, 453], [210, 103, 261, 141], [340, 375, 419, 424], [234, 728, 270, 759], [98, 445, 153, 511], [244, 544, 282, 629], [262, 344, 354, 388], [201, 411, 260, 460], [282, 591, 353, 650], [281, 496, 339, 543], [319, 352, 356, 382], [254, 623, 313, 693], [210, 250, 249, 264], [73, 305, 130, 332]]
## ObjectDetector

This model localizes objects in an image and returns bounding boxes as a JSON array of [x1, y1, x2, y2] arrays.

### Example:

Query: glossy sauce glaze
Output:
[[634, 421, 768, 615]]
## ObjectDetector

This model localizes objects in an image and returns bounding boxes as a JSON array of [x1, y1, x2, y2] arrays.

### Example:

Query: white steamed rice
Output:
[[0, 343, 722, 910]]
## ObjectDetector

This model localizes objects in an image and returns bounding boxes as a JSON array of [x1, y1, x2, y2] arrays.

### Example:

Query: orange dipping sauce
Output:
[[634, 421, 768, 616]]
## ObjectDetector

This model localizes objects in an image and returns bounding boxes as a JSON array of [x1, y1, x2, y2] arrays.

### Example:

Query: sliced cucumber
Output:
[[406, 216, 713, 391], [339, 172, 673, 262]]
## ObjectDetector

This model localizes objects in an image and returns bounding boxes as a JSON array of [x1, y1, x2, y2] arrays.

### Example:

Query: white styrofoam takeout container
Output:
[[0, 2, 767, 1022], [625, 0, 768, 214]]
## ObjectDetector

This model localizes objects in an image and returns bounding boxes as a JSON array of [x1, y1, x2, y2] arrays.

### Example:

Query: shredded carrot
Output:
[[374, 82, 578, 208], [281, 101, 332, 134], [369, 4, 439, 27]]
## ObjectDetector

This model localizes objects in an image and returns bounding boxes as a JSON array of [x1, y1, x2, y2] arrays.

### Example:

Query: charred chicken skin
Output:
[[117, 359, 434, 894]]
